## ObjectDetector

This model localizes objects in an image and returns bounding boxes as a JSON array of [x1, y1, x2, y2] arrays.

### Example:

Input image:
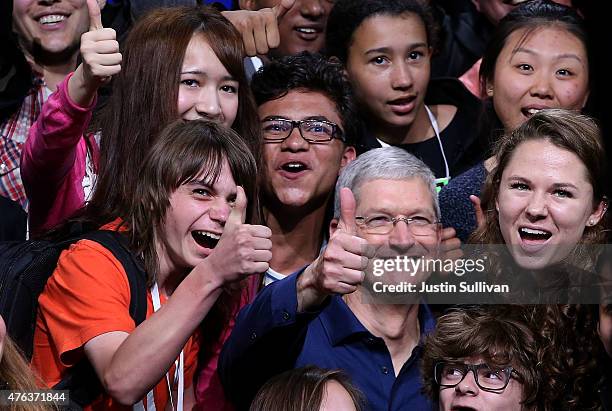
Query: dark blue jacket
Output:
[[219, 272, 436, 411]]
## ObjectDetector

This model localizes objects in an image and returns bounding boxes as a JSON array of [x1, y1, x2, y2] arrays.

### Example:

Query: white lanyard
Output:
[[424, 105, 450, 181], [133, 283, 184, 411], [376, 105, 451, 181]]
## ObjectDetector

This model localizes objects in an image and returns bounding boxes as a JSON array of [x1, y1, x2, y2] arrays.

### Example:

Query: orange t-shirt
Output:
[[31, 235, 200, 410]]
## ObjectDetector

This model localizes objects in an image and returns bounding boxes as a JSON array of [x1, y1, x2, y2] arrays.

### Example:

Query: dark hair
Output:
[[524, 304, 602, 410], [472, 109, 607, 259], [251, 52, 360, 147], [421, 306, 539, 408], [130, 119, 257, 364], [479, 0, 589, 145], [122, 119, 257, 284], [250, 366, 365, 411], [90, 5, 260, 226], [422, 305, 603, 410], [325, 0, 440, 64], [466, 112, 607, 410], [80, 119, 258, 371]]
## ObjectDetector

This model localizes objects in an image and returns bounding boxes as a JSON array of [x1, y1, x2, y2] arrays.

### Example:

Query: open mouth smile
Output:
[[518, 227, 552, 242], [281, 161, 307, 173], [520, 106, 551, 118], [294, 26, 323, 41], [516, 226, 553, 253], [192, 231, 221, 249], [39, 14, 67, 25]]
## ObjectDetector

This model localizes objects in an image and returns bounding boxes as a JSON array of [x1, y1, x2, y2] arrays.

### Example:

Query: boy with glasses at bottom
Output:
[[421, 306, 539, 411]]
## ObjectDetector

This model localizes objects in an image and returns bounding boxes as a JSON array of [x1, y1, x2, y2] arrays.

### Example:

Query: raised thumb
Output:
[[337, 187, 357, 235], [226, 185, 248, 227], [87, 0, 103, 31]]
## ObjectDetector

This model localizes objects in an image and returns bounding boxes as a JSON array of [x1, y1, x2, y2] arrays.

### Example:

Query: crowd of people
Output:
[[0, 0, 611, 410]]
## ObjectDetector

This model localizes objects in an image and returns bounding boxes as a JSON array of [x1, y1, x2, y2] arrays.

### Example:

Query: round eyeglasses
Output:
[[355, 215, 440, 236], [262, 118, 345, 143], [434, 362, 519, 392]]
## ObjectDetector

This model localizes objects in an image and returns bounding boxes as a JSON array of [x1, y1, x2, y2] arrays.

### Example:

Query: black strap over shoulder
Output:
[[52, 230, 148, 409], [79, 230, 148, 325]]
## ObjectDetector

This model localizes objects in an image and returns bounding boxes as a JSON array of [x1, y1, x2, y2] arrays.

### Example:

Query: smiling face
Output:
[[12, 0, 102, 61], [346, 13, 431, 135], [260, 89, 355, 211], [488, 26, 589, 131], [156, 159, 237, 275], [244, 0, 333, 56], [438, 357, 526, 411], [354, 178, 439, 255], [353, 178, 439, 293], [177, 34, 239, 127], [496, 139, 605, 270]]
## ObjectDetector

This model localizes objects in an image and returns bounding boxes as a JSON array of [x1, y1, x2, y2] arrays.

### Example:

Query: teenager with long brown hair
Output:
[[31, 119, 270, 410], [21, 4, 261, 236], [468, 110, 607, 409]]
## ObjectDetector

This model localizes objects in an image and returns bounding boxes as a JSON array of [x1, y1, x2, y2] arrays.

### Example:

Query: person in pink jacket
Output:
[[21, 0, 296, 236], [21, 51, 104, 236], [20, 3, 287, 407]]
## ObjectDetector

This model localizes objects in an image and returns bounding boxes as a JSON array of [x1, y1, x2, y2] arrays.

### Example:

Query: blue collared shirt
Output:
[[219, 271, 436, 411]]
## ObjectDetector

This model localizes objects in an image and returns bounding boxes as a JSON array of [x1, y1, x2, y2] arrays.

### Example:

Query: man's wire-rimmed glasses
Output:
[[355, 215, 440, 236]]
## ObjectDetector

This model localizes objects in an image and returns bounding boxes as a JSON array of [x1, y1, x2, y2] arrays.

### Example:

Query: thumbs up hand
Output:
[[222, 0, 296, 56], [297, 188, 375, 312], [81, 0, 121, 85], [202, 186, 273, 285], [68, 0, 121, 106]]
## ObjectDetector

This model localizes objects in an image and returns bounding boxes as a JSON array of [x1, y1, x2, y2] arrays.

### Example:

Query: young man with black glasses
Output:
[[250, 52, 358, 286]]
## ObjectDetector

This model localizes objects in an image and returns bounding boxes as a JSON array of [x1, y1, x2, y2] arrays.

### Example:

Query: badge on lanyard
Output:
[[435, 176, 450, 193]]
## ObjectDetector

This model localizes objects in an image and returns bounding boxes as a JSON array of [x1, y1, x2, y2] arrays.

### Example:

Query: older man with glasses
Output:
[[220, 146, 441, 410]]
